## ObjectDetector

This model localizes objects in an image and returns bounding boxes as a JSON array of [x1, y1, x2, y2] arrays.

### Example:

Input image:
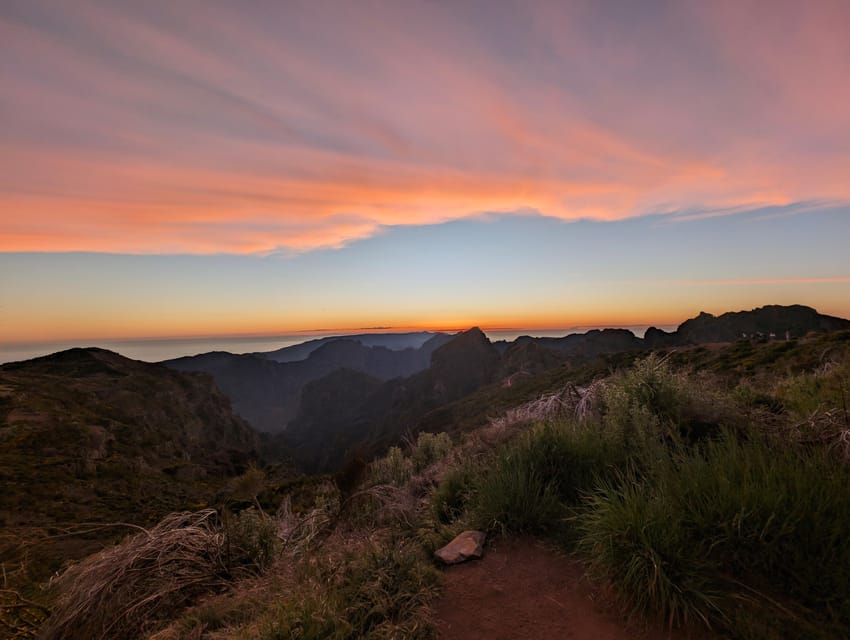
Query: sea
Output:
[[0, 325, 675, 365]]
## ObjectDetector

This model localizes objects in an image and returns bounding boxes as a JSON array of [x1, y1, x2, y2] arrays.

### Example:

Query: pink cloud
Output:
[[1, 1, 848, 254]]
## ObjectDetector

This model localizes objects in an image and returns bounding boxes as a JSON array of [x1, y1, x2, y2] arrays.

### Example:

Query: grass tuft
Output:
[[40, 509, 278, 640]]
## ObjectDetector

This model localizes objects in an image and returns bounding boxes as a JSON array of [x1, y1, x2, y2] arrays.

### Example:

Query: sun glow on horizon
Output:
[[2, 1, 849, 346]]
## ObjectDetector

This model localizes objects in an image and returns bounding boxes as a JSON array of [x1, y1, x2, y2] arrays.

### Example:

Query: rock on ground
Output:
[[434, 530, 486, 565]]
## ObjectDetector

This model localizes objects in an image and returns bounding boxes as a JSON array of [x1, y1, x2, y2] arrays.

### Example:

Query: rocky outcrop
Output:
[[674, 305, 850, 344]]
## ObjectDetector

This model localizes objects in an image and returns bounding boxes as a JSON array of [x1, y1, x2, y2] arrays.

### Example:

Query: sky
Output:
[[2, 0, 849, 345]]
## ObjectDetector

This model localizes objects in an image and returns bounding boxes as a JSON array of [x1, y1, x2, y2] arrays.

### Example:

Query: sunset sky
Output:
[[2, 0, 849, 346]]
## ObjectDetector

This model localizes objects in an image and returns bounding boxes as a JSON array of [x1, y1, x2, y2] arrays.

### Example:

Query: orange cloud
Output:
[[1, 1, 849, 254]]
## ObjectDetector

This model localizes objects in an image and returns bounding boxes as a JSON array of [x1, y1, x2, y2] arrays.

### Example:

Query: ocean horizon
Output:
[[0, 325, 676, 365]]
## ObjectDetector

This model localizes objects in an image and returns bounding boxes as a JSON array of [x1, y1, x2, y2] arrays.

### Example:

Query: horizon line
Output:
[[0, 321, 687, 348]]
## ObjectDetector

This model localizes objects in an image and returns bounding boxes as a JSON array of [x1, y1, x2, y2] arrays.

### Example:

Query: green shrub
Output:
[[431, 465, 475, 524], [773, 358, 850, 420], [368, 432, 453, 489], [469, 433, 563, 534], [578, 433, 850, 636], [225, 508, 280, 573], [410, 431, 452, 472], [578, 474, 727, 628], [369, 446, 414, 486], [601, 354, 736, 445], [521, 421, 631, 505], [466, 419, 635, 537], [670, 436, 850, 626]]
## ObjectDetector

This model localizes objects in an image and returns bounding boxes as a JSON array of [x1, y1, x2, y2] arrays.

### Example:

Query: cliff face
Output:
[[165, 334, 454, 433], [284, 328, 502, 472]]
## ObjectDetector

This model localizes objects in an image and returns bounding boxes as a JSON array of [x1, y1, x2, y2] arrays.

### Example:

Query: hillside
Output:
[[0, 348, 261, 594], [29, 322, 850, 640], [9, 306, 850, 640], [162, 305, 850, 473], [283, 306, 850, 471]]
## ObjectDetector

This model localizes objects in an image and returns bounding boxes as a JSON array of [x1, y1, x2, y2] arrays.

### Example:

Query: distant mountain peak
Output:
[[676, 304, 850, 343], [455, 326, 490, 341]]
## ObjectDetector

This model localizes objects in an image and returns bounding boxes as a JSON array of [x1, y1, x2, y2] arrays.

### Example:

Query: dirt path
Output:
[[432, 537, 705, 640]]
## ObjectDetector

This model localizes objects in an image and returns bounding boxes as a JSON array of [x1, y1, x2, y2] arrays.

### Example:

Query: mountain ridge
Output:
[[164, 333, 453, 432], [156, 305, 850, 471]]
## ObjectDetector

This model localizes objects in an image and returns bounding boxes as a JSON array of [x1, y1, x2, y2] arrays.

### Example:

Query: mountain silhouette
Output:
[[165, 333, 452, 432], [259, 331, 443, 363], [166, 305, 850, 472]]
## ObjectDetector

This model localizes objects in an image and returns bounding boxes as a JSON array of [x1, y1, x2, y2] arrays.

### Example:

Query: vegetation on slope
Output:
[[162, 306, 850, 475], [13, 327, 850, 640], [457, 347, 850, 638], [0, 348, 264, 636]]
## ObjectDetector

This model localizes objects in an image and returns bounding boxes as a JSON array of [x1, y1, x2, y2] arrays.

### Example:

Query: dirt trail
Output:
[[432, 537, 705, 640]]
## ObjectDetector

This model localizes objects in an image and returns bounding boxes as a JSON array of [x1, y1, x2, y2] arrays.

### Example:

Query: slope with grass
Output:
[[0, 347, 264, 628], [20, 311, 850, 640], [0, 348, 260, 528], [176, 305, 849, 473], [453, 347, 850, 639]]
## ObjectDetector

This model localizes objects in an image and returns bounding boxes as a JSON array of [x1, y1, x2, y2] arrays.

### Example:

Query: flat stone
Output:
[[435, 530, 486, 565]]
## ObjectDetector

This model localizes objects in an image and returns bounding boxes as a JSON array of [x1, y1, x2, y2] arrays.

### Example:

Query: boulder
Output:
[[434, 530, 486, 565]]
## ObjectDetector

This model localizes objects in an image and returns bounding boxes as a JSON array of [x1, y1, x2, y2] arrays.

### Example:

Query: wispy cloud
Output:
[[658, 277, 850, 287], [662, 200, 849, 224], [2, 0, 849, 254]]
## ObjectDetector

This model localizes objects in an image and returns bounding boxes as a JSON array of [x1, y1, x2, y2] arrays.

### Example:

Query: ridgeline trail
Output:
[[433, 537, 710, 640]]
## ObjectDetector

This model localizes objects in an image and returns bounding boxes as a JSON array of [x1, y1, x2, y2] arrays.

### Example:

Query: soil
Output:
[[432, 537, 708, 640]]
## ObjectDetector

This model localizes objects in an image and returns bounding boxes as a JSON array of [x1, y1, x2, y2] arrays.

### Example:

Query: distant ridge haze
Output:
[[0, 325, 678, 365], [5, 307, 845, 366]]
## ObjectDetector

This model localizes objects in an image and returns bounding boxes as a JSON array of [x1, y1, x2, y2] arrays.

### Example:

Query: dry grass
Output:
[[39, 510, 262, 640], [277, 485, 339, 556], [488, 380, 606, 434], [777, 407, 850, 459]]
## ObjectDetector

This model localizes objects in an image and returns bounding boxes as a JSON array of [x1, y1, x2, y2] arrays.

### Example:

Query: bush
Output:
[[466, 419, 633, 537], [368, 432, 453, 488], [225, 508, 280, 573], [578, 433, 850, 636], [601, 354, 735, 445], [578, 474, 727, 628], [432, 465, 475, 524], [773, 358, 850, 422], [522, 421, 631, 505], [410, 431, 452, 473], [469, 427, 563, 535], [369, 446, 414, 486]]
